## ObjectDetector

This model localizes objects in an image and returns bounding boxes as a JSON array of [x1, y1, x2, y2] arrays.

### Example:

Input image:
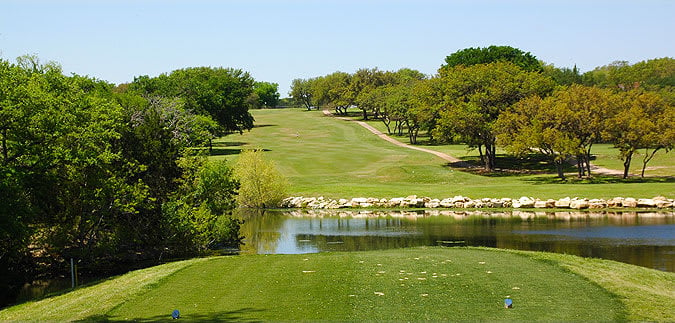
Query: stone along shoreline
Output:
[[281, 195, 674, 209]]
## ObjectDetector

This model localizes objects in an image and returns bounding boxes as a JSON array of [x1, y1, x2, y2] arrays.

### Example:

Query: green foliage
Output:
[[0, 56, 244, 305], [252, 81, 280, 108], [234, 150, 288, 208], [289, 78, 315, 110], [583, 57, 675, 92], [603, 90, 674, 178], [433, 61, 555, 170], [442, 45, 543, 72], [542, 63, 582, 85], [130, 66, 256, 135], [496, 85, 617, 179]]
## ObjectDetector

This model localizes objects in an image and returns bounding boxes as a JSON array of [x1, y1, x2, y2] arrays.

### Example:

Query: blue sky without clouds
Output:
[[1, 0, 673, 96]]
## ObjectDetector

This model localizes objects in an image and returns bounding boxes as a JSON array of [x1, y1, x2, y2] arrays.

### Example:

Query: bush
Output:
[[234, 150, 288, 208]]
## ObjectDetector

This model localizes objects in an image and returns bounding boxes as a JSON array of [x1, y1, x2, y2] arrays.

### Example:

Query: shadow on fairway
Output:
[[443, 154, 582, 177], [209, 141, 271, 157], [253, 124, 276, 128], [79, 307, 266, 322], [524, 175, 675, 185]]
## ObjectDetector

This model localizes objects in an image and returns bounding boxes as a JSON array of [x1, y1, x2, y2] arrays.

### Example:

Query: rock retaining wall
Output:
[[281, 195, 674, 209]]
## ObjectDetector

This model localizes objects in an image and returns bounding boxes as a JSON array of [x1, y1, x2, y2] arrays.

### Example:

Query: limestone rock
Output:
[[570, 199, 589, 209], [555, 197, 571, 208], [622, 198, 638, 208]]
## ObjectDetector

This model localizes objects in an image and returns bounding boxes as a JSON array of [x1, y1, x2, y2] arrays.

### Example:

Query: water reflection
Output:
[[238, 209, 675, 272]]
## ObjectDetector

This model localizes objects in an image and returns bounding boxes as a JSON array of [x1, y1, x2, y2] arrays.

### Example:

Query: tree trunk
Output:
[[576, 154, 585, 178], [641, 147, 662, 178], [585, 145, 593, 177], [382, 117, 392, 134], [477, 145, 484, 167], [622, 150, 633, 179], [362, 108, 368, 120], [555, 160, 566, 180], [484, 142, 495, 171], [409, 127, 419, 144]]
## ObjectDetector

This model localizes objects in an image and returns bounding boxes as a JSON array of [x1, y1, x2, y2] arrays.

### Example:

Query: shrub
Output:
[[234, 150, 287, 208]]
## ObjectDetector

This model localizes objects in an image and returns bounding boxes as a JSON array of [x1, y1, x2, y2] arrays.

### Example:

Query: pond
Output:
[[238, 209, 675, 272]]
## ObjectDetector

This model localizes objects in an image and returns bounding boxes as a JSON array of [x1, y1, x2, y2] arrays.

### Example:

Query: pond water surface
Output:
[[239, 209, 675, 272]]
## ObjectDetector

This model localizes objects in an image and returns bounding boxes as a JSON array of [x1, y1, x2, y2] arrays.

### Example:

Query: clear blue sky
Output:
[[2, 0, 673, 96]]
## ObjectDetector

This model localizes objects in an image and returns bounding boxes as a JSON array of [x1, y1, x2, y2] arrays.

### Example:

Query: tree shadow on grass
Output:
[[79, 307, 266, 322], [213, 141, 247, 147], [443, 154, 578, 177], [208, 143, 271, 157], [209, 148, 244, 157], [253, 124, 276, 128], [523, 175, 675, 185]]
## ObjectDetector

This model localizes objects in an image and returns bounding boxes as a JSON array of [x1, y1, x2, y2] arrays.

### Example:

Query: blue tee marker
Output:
[[504, 298, 513, 308], [172, 309, 180, 319]]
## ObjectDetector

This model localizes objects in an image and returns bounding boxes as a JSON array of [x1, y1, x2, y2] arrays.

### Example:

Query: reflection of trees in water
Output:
[[240, 210, 674, 271], [236, 209, 286, 254]]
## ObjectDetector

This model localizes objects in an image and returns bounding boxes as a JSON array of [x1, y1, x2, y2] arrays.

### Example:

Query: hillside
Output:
[[213, 108, 674, 199]]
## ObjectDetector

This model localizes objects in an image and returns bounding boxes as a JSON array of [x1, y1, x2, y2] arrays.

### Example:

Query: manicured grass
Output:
[[9, 247, 673, 321], [517, 249, 675, 322], [0, 258, 209, 321], [590, 143, 674, 177], [214, 109, 673, 199]]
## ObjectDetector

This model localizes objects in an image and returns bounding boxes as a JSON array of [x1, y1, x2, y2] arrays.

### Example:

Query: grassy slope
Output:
[[0, 258, 209, 321], [518, 250, 675, 321], [10, 248, 673, 321], [215, 109, 674, 199]]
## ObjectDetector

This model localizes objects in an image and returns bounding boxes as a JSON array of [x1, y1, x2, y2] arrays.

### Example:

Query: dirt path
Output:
[[323, 110, 471, 167], [324, 110, 627, 176], [588, 164, 624, 176]]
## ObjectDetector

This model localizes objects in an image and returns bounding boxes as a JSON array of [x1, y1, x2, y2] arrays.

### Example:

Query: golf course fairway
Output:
[[2, 247, 673, 321]]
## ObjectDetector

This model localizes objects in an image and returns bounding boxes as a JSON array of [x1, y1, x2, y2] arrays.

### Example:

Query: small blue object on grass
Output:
[[504, 298, 513, 308], [172, 309, 180, 319]]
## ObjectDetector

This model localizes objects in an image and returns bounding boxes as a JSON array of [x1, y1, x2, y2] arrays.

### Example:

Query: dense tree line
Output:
[[0, 56, 273, 305], [291, 46, 674, 178]]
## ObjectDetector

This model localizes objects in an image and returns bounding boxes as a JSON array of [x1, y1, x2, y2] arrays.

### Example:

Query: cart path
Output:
[[323, 110, 471, 168], [323, 110, 627, 176]]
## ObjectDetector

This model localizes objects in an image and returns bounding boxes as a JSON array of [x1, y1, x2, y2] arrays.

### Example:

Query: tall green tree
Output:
[[252, 81, 280, 109], [603, 90, 674, 178], [442, 45, 543, 72], [496, 84, 616, 178], [433, 61, 555, 171], [352, 68, 391, 120], [313, 72, 352, 114], [289, 78, 315, 110], [130, 67, 256, 135]]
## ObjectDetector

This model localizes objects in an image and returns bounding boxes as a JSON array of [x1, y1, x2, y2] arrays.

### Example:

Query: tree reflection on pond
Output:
[[237, 209, 675, 272]]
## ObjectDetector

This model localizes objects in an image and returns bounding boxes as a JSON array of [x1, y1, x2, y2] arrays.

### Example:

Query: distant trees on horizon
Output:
[[289, 46, 674, 179]]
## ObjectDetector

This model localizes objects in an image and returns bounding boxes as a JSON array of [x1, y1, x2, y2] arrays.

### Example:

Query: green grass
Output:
[[214, 109, 674, 199], [7, 247, 673, 321], [590, 143, 675, 177], [360, 115, 674, 177], [0, 258, 209, 321]]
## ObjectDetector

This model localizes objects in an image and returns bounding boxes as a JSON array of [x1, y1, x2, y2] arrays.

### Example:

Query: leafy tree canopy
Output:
[[130, 67, 256, 134], [252, 81, 280, 109], [442, 45, 543, 72]]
